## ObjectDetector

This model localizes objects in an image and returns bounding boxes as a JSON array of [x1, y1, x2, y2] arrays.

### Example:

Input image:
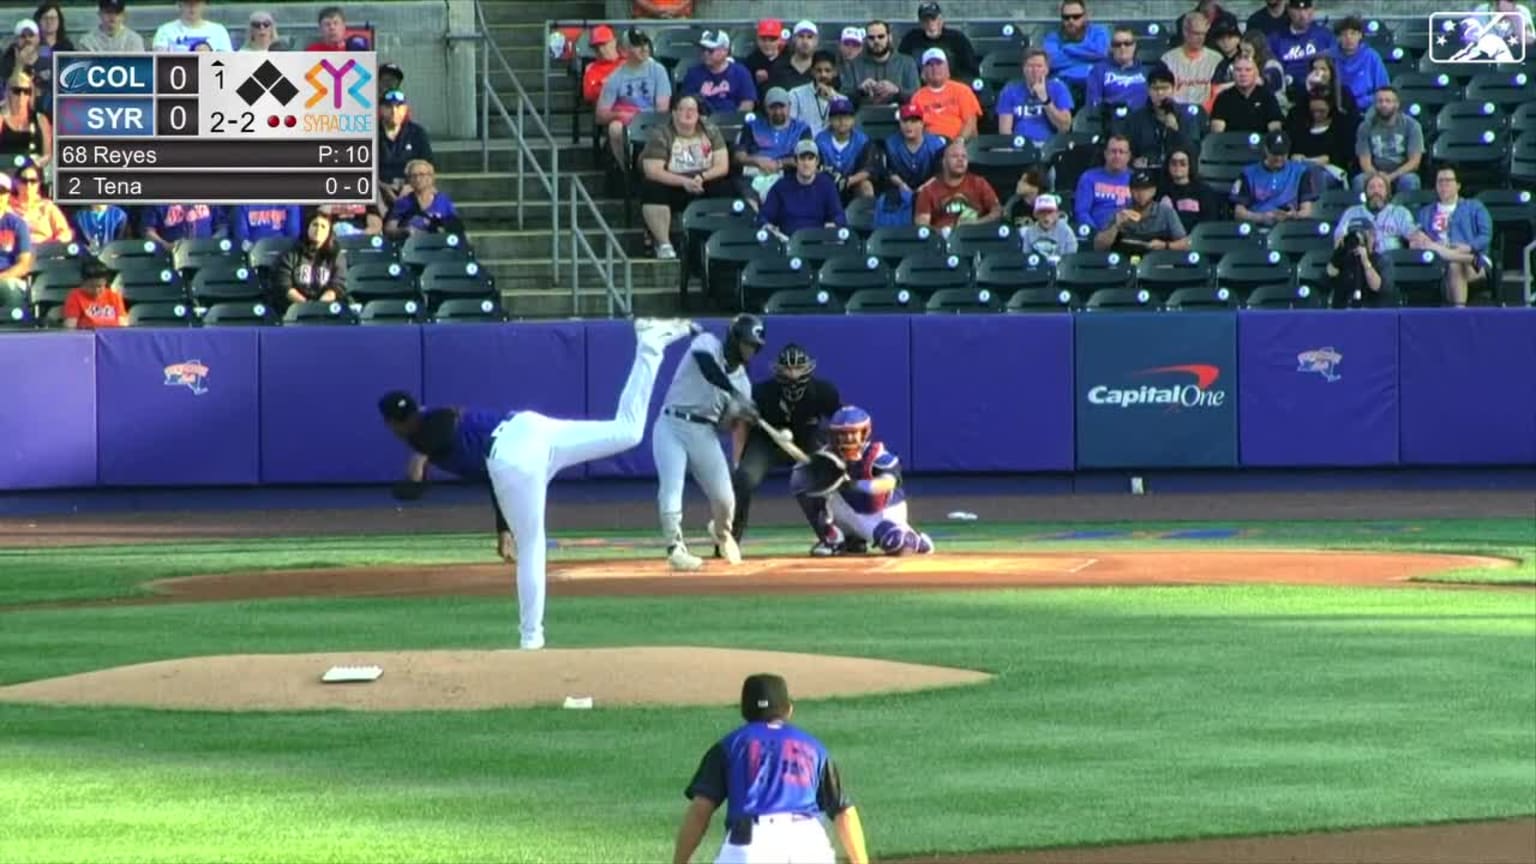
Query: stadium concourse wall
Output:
[[2, 309, 1534, 492]]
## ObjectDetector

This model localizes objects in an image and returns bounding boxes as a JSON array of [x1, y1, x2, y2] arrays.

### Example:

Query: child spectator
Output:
[[62, 257, 127, 329], [814, 99, 876, 203], [307, 6, 349, 51], [1019, 194, 1078, 262], [78, 0, 145, 53]]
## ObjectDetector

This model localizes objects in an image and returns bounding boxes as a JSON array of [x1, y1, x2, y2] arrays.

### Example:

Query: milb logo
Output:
[[1086, 364, 1227, 409]]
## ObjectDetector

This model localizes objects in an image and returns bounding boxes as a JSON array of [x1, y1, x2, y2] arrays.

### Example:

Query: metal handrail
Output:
[[570, 181, 633, 316]]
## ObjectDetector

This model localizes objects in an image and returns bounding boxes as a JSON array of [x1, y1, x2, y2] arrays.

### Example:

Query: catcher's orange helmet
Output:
[[827, 405, 872, 462]]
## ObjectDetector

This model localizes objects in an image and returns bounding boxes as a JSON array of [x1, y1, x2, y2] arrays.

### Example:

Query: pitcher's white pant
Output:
[[714, 815, 835, 864], [486, 337, 663, 648], [828, 498, 909, 543], [653, 414, 735, 546]]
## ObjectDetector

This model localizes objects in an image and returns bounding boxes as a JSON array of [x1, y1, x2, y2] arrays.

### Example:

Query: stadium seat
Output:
[[1164, 286, 1236, 310], [844, 196, 876, 236], [420, 260, 496, 311], [190, 260, 262, 305], [1216, 248, 1291, 302], [1381, 248, 1448, 307], [127, 301, 195, 327], [359, 298, 426, 325], [679, 198, 755, 292], [1005, 286, 1076, 312], [1134, 249, 1213, 299], [28, 271, 73, 314], [431, 297, 507, 323], [762, 288, 845, 315], [1510, 101, 1536, 139], [346, 260, 418, 302], [1393, 72, 1462, 112], [854, 103, 900, 143], [0, 304, 33, 329], [400, 233, 472, 271], [114, 267, 186, 307], [1189, 220, 1264, 263], [703, 226, 786, 309], [173, 237, 241, 280], [1295, 248, 1332, 287], [1431, 126, 1511, 192], [816, 254, 893, 296], [1083, 287, 1157, 311], [1244, 282, 1321, 309], [786, 227, 864, 269], [1433, 100, 1504, 135], [968, 78, 999, 124], [99, 238, 171, 272], [978, 50, 1022, 90], [283, 300, 358, 325], [976, 251, 1055, 292], [31, 256, 82, 289], [925, 286, 1003, 313], [895, 252, 975, 295], [844, 287, 920, 314], [1314, 189, 1365, 226], [739, 256, 815, 312], [866, 225, 946, 269], [1391, 188, 1439, 212], [202, 301, 276, 326], [1041, 131, 1102, 197], [948, 222, 1019, 261], [247, 235, 297, 271], [31, 240, 82, 265], [966, 136, 1045, 201], [1199, 131, 1265, 192], [1463, 70, 1533, 112], [1511, 135, 1536, 187], [1266, 218, 1335, 259], [39, 305, 64, 328], [1054, 251, 1136, 300], [336, 232, 396, 266], [1476, 189, 1535, 303]]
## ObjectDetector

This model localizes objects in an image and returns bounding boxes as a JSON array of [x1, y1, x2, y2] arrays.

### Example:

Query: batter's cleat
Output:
[[520, 633, 545, 651], [634, 318, 695, 351], [667, 543, 704, 572], [809, 539, 844, 557], [707, 520, 742, 565]]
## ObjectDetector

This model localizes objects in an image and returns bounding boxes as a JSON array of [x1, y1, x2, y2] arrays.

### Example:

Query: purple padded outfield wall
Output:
[[96, 328, 262, 486], [3, 309, 1536, 492], [1238, 310, 1399, 467]]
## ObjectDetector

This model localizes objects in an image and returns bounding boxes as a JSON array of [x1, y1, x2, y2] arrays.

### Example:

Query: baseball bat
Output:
[[756, 418, 811, 464]]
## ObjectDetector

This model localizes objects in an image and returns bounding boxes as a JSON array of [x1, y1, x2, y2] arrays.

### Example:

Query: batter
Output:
[[379, 317, 694, 650]]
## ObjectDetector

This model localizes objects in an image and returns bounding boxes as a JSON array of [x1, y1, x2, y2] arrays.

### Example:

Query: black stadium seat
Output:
[[1134, 249, 1213, 298], [1381, 248, 1449, 307], [1054, 251, 1135, 300], [1216, 248, 1292, 302], [739, 256, 814, 312], [114, 267, 185, 307], [703, 226, 785, 308], [337, 232, 396, 267], [762, 288, 844, 315], [786, 227, 863, 268], [202, 301, 276, 326], [1084, 287, 1156, 311], [346, 260, 418, 302], [866, 225, 946, 269], [432, 297, 507, 324], [99, 238, 171, 272], [359, 298, 426, 325], [1266, 218, 1335, 260], [845, 287, 919, 314], [948, 222, 1019, 261], [173, 237, 241, 279], [1164, 286, 1236, 310], [1005, 286, 1076, 312], [0, 304, 34, 329], [283, 300, 358, 325], [925, 286, 1002, 314], [1245, 282, 1321, 309], [817, 254, 892, 297], [400, 232, 472, 271], [420, 260, 496, 311], [190, 260, 262, 304], [127, 301, 195, 326], [895, 252, 974, 295], [976, 252, 1055, 292]]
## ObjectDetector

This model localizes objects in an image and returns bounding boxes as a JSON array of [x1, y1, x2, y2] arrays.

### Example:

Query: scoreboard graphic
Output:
[[51, 52, 378, 205]]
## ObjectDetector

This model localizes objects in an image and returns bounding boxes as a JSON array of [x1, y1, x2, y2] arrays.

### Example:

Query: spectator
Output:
[[62, 258, 128, 329], [1019, 194, 1078, 262], [1003, 169, 1046, 229], [883, 102, 946, 197], [230, 204, 302, 246], [734, 87, 812, 201], [275, 211, 347, 307], [1159, 145, 1224, 231], [1267, 0, 1335, 103], [914, 139, 1002, 230], [680, 30, 755, 114], [320, 202, 380, 237], [1474, 0, 1535, 46], [1298, 55, 1354, 125], [637, 95, 732, 260], [596, 29, 671, 174], [78, 0, 145, 53], [1239, 30, 1287, 97], [898, 2, 978, 81], [1287, 86, 1354, 189], [152, 0, 232, 52], [143, 203, 223, 250], [241, 11, 282, 51], [11, 163, 70, 244], [744, 20, 786, 89], [1160, 12, 1222, 108], [1329, 16, 1388, 114], [379, 90, 433, 208], [998, 50, 1074, 144], [1, 20, 41, 82], [1094, 168, 1190, 252], [0, 72, 52, 176], [1041, 0, 1110, 95], [73, 202, 129, 253], [1245, 0, 1290, 38], [581, 26, 623, 107], [0, 176, 30, 301], [385, 159, 461, 240], [1209, 56, 1283, 134], [1173, 1, 1240, 41], [787, 50, 845, 136], [1207, 19, 1243, 94], [768, 21, 819, 92], [1353, 86, 1423, 193], [815, 98, 876, 203], [1112, 66, 1196, 169], [842, 19, 918, 107], [307, 6, 349, 51], [632, 0, 692, 18], [1334, 171, 1416, 252], [1085, 27, 1147, 114], [837, 26, 864, 68], [1407, 166, 1494, 306], [1324, 217, 1389, 307], [30, 3, 73, 115], [378, 63, 404, 94], [759, 140, 846, 237], [1232, 131, 1318, 226], [910, 49, 982, 142], [1073, 134, 1133, 231]]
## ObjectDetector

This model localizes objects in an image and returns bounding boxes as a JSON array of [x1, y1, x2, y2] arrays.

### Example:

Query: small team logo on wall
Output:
[[1296, 347, 1343, 382], [163, 361, 210, 395]]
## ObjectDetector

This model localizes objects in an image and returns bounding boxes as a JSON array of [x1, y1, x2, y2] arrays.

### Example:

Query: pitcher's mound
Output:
[[0, 647, 991, 712]]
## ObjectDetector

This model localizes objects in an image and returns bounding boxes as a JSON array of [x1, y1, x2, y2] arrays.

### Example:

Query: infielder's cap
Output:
[[764, 86, 791, 107], [828, 97, 855, 116], [1033, 193, 1060, 213], [378, 391, 419, 422], [794, 139, 820, 157], [697, 29, 730, 50], [921, 47, 947, 65], [1130, 168, 1159, 188], [1263, 130, 1292, 155], [741, 673, 792, 721]]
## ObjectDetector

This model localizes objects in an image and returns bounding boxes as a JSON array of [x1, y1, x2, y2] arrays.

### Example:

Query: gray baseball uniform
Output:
[[653, 331, 751, 547]]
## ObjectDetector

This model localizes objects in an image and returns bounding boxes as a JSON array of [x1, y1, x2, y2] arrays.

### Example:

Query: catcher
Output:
[[726, 343, 842, 550], [799, 405, 934, 556]]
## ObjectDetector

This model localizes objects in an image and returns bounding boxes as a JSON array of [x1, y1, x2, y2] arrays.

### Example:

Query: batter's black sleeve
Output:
[[684, 742, 729, 803], [816, 757, 852, 816], [752, 379, 786, 427], [692, 351, 737, 393]]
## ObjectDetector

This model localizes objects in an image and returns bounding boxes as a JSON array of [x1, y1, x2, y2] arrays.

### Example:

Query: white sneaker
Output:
[[634, 317, 695, 350], [520, 633, 545, 651], [655, 243, 677, 260], [707, 520, 742, 565], [667, 543, 703, 571]]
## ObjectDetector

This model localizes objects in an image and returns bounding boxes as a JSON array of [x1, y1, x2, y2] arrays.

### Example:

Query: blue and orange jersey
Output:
[[837, 441, 906, 514], [684, 721, 851, 823]]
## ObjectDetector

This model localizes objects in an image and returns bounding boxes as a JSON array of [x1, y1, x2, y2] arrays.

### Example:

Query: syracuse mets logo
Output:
[[1296, 347, 1343, 382], [163, 360, 210, 395], [305, 59, 373, 110]]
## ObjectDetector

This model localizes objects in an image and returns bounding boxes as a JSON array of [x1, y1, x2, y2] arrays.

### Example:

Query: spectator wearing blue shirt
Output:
[[1072, 133, 1133, 231], [1040, 0, 1110, 93], [0, 175, 30, 303], [1085, 28, 1147, 112], [230, 205, 302, 246], [72, 204, 129, 255], [1407, 166, 1494, 306], [734, 87, 812, 201], [143, 204, 225, 251], [1266, 0, 1336, 102], [385, 159, 462, 241], [815, 98, 876, 202], [997, 50, 1074, 145], [1232, 131, 1319, 225], [1328, 16, 1389, 114], [882, 103, 947, 194], [680, 30, 756, 114], [759, 140, 846, 237]]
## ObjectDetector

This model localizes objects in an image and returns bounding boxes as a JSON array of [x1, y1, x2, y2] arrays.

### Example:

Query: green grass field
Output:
[[1, 518, 1532, 863]]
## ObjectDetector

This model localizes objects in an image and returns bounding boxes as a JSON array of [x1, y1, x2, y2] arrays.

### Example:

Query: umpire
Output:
[[727, 343, 841, 544]]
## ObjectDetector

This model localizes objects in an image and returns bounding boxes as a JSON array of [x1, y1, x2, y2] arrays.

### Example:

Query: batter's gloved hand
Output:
[[730, 397, 762, 425], [801, 450, 850, 498], [391, 479, 427, 501]]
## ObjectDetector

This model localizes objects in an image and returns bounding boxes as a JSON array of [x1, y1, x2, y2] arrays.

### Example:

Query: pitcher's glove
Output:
[[391, 479, 428, 501], [801, 450, 850, 498]]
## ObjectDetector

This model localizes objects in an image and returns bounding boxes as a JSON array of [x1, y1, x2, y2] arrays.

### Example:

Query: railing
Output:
[[570, 182, 633, 315]]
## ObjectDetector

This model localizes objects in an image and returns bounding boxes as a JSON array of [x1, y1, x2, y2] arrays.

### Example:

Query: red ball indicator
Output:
[[284, 115, 297, 128], [267, 115, 280, 128]]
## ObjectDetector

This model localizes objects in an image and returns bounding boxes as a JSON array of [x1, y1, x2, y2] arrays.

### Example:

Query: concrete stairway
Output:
[[435, 1, 685, 319]]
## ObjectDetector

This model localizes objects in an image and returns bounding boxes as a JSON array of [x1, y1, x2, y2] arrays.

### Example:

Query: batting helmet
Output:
[[774, 343, 815, 401], [827, 405, 872, 462], [726, 313, 767, 363]]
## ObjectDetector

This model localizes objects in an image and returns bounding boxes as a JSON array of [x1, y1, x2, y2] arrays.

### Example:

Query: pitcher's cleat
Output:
[[634, 318, 695, 349]]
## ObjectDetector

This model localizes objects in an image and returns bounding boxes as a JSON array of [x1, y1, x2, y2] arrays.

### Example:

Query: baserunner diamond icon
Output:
[[268, 77, 300, 105], [236, 60, 301, 107], [250, 60, 286, 88], [235, 76, 266, 105]]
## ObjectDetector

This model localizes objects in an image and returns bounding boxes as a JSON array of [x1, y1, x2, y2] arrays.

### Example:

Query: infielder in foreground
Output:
[[379, 317, 695, 651], [654, 314, 765, 571], [812, 405, 934, 556], [673, 673, 869, 864]]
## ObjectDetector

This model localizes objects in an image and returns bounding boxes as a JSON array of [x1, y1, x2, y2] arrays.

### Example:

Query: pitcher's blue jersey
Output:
[[684, 721, 851, 824], [408, 408, 513, 479]]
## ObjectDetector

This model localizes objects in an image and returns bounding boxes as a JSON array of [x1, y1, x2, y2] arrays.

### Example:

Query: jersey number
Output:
[[780, 740, 815, 787]]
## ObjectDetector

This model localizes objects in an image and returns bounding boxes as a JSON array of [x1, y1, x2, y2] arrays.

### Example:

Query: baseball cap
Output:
[[1263, 130, 1292, 155], [918, 2, 943, 20], [794, 139, 819, 157], [828, 97, 855, 116], [764, 86, 791, 107], [921, 47, 947, 65], [379, 62, 404, 83], [1130, 169, 1159, 188], [840, 26, 864, 44], [590, 25, 615, 45], [740, 673, 792, 722], [757, 18, 784, 39], [98, 0, 126, 12], [698, 29, 730, 50], [898, 103, 924, 120], [1034, 194, 1060, 213], [378, 391, 419, 422], [793, 20, 818, 36], [382, 89, 407, 105], [13, 19, 37, 36], [1288, 0, 1314, 8]]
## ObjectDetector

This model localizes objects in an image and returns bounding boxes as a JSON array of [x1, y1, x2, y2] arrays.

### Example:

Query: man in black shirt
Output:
[[1112, 65, 1196, 170], [897, 2, 978, 81], [727, 343, 842, 550]]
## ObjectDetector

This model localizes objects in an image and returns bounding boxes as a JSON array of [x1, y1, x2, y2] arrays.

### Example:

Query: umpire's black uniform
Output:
[[729, 345, 841, 542]]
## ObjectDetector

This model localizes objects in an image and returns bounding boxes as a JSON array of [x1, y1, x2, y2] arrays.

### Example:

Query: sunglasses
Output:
[[8, 88, 29, 95], [1111, 40, 1134, 46], [18, 176, 39, 183], [1061, 13, 1084, 21], [250, 20, 272, 28], [796, 152, 818, 160]]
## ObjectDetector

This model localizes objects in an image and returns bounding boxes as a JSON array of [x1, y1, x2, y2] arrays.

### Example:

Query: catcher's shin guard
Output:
[[906, 531, 934, 554], [873, 520, 908, 555]]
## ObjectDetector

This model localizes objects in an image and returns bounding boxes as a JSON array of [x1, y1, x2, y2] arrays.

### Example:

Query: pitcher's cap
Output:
[[741, 673, 791, 721]]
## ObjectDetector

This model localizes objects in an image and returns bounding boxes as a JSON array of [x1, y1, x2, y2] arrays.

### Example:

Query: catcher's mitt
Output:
[[800, 450, 850, 498], [391, 479, 428, 501]]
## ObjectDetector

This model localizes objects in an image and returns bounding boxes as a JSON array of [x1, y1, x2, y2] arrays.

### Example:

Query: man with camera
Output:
[[1325, 217, 1390, 308], [1332, 172, 1416, 253]]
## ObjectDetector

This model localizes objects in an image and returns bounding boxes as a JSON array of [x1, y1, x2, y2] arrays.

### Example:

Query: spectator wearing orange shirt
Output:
[[582, 26, 622, 105], [11, 162, 71, 244], [914, 139, 1001, 229], [909, 48, 980, 142], [633, 0, 693, 19], [62, 258, 127, 329]]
